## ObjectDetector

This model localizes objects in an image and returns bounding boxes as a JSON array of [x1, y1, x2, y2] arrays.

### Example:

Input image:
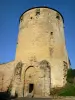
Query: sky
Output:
[[0, 0, 75, 69]]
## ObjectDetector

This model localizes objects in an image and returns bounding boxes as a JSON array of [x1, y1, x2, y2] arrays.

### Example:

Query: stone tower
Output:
[[13, 7, 69, 97], [0, 7, 70, 97]]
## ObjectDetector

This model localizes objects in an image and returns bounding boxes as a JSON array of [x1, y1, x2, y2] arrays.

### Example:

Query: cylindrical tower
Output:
[[15, 7, 69, 88], [16, 7, 67, 61]]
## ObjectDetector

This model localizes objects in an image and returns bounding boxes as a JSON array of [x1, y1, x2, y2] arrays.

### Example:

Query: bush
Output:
[[51, 83, 75, 96], [58, 83, 75, 96], [51, 68, 75, 96], [66, 68, 75, 83]]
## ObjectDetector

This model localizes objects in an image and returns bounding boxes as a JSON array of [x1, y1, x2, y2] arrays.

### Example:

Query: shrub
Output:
[[66, 68, 75, 83]]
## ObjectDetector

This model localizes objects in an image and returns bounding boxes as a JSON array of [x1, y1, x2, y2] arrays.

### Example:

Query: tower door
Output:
[[29, 84, 34, 93]]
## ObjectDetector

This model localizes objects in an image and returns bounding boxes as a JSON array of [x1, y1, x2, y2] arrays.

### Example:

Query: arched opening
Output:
[[23, 66, 35, 97], [23, 61, 51, 97]]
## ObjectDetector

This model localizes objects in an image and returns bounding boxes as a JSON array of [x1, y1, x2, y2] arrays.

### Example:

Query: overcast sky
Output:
[[0, 0, 75, 69]]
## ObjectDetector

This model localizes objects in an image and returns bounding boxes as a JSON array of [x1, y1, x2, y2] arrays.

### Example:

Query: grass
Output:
[[51, 83, 75, 96], [58, 83, 75, 96]]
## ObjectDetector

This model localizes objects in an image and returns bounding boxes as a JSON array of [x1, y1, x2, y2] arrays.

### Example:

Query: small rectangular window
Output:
[[36, 8, 40, 16], [50, 32, 54, 40], [51, 32, 53, 35]]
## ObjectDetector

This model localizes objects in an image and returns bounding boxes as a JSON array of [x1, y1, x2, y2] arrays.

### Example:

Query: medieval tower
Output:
[[0, 7, 70, 97]]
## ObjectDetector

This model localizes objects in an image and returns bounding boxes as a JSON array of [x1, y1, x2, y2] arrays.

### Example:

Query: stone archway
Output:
[[23, 66, 36, 97], [23, 60, 51, 97]]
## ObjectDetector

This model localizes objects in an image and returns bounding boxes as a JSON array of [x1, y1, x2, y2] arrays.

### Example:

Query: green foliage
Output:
[[51, 83, 75, 96], [50, 88, 62, 96], [66, 68, 75, 83], [58, 83, 75, 96], [51, 68, 75, 96]]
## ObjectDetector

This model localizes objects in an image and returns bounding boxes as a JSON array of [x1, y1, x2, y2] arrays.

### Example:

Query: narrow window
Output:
[[30, 17, 33, 19], [50, 32, 53, 40], [36, 8, 40, 16], [20, 15, 23, 22], [51, 32, 53, 35], [56, 13, 60, 20]]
